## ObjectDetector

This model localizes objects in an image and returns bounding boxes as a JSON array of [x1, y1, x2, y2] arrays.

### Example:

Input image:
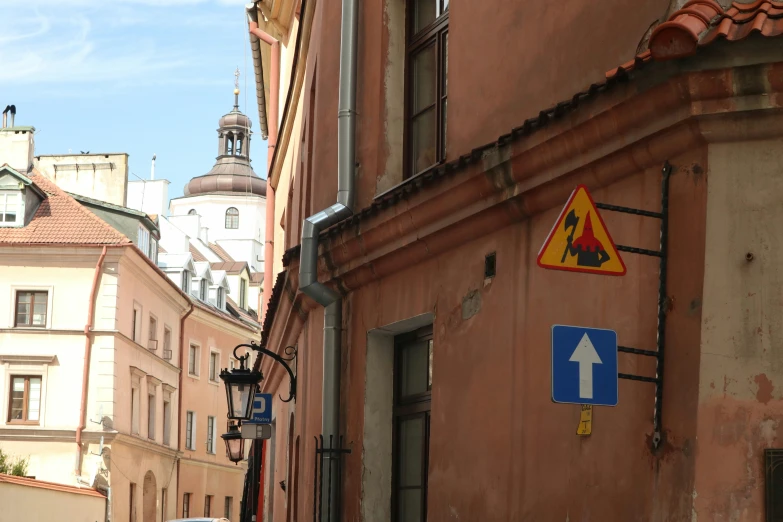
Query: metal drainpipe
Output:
[[298, 0, 357, 519], [75, 246, 107, 477]]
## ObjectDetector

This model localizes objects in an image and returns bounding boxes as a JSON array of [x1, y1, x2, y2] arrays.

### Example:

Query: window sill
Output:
[[188, 373, 200, 379], [208, 379, 220, 386], [12, 326, 48, 330], [6, 421, 40, 426]]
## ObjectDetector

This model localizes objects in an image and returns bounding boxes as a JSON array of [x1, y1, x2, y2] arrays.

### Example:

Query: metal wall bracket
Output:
[[597, 161, 671, 449], [234, 342, 298, 403]]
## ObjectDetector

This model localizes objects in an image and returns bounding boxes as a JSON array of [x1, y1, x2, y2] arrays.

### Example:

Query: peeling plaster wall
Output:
[[695, 138, 783, 521]]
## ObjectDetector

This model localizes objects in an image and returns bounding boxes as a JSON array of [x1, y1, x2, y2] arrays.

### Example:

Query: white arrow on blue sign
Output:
[[246, 392, 273, 424], [551, 325, 618, 406]]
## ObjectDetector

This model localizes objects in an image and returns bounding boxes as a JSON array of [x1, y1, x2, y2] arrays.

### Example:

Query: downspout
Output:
[[247, 10, 280, 522], [299, 0, 357, 520], [247, 6, 280, 324], [76, 246, 107, 477], [175, 302, 194, 515]]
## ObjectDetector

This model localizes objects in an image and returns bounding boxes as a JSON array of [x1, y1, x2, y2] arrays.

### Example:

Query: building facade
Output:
[[247, 0, 783, 521]]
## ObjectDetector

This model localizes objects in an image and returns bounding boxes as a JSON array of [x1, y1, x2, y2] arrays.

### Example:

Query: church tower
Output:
[[169, 71, 267, 274]]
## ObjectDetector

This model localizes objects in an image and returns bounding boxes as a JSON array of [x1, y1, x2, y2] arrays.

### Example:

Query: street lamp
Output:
[[219, 350, 260, 421], [222, 422, 245, 464]]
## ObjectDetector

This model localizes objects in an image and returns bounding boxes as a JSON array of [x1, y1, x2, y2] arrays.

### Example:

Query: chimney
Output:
[[2, 106, 8, 129], [9, 105, 15, 128], [151, 153, 156, 180]]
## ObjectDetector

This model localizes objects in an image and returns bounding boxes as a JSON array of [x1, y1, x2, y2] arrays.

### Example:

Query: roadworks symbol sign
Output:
[[537, 185, 626, 276]]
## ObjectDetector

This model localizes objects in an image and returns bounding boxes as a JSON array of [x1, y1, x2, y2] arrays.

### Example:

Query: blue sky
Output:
[[0, 0, 267, 200]]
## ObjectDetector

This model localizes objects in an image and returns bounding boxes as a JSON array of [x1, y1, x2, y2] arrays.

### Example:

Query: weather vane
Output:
[[233, 67, 241, 110]]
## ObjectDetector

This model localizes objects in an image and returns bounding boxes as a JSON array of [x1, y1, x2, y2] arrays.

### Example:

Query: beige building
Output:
[[0, 161, 188, 522], [35, 152, 130, 207]]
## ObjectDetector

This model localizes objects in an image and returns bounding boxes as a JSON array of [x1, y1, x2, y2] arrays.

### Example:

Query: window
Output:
[[163, 327, 172, 360], [207, 416, 216, 454], [131, 386, 140, 435], [148, 315, 158, 351], [181, 271, 191, 294], [0, 191, 20, 225], [8, 376, 41, 423], [217, 287, 226, 309], [224, 497, 232, 520], [150, 239, 158, 264], [204, 495, 213, 517], [148, 393, 156, 440], [188, 344, 199, 376], [161, 488, 167, 522], [188, 209, 197, 215], [186, 411, 195, 450], [130, 483, 137, 522], [199, 279, 208, 301], [163, 399, 171, 446], [392, 327, 433, 522], [15, 291, 47, 327], [209, 352, 219, 382], [239, 279, 247, 309], [406, 0, 448, 177], [132, 304, 142, 342], [182, 493, 191, 518], [138, 225, 150, 257], [225, 207, 239, 229]]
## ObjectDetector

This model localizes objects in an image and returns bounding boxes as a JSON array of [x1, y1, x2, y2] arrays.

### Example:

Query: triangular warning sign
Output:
[[537, 185, 626, 276]]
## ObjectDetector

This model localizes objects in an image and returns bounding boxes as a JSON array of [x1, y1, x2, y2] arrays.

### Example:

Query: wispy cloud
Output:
[[0, 0, 248, 88]]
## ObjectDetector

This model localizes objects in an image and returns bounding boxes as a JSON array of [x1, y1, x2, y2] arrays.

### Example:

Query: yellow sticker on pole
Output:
[[577, 404, 593, 436]]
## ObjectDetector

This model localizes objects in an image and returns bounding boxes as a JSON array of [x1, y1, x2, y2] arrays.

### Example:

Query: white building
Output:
[[168, 92, 267, 274]]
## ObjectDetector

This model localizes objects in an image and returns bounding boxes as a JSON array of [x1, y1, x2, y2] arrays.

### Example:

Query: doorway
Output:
[[143, 471, 157, 522]]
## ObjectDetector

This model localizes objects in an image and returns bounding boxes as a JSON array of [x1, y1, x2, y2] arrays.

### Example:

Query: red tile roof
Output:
[[209, 242, 235, 262], [249, 272, 264, 285], [189, 244, 208, 262], [226, 296, 260, 324], [650, 0, 783, 60], [211, 261, 249, 274], [0, 474, 106, 498], [0, 172, 131, 245], [192, 299, 257, 332]]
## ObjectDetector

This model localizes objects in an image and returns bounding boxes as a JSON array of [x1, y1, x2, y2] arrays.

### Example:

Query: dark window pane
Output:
[[4, 212, 16, 222], [401, 340, 429, 397], [441, 99, 447, 160], [399, 416, 424, 486], [18, 293, 31, 304], [442, 33, 448, 96], [413, 0, 437, 34], [412, 44, 436, 113], [397, 489, 422, 522], [428, 340, 433, 389], [411, 108, 437, 174], [442, 0, 449, 12]]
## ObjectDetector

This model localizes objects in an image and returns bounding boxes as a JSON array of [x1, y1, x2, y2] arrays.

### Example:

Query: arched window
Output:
[[188, 209, 197, 215], [226, 133, 235, 155], [225, 207, 239, 229], [235, 135, 243, 156]]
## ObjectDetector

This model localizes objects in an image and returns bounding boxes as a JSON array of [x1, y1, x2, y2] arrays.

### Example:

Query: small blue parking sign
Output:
[[247, 393, 272, 424], [551, 325, 618, 406]]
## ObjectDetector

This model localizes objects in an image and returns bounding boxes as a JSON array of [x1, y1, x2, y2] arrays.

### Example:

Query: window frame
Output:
[[224, 497, 233, 520], [391, 325, 433, 522], [404, 0, 449, 179], [163, 398, 171, 446], [204, 494, 213, 517], [225, 207, 239, 229], [132, 302, 143, 343], [207, 415, 216, 454], [14, 290, 49, 328], [209, 351, 219, 383], [137, 225, 150, 257], [186, 411, 196, 450], [182, 492, 191, 518], [147, 392, 156, 440], [0, 190, 21, 226], [181, 271, 191, 294], [148, 314, 158, 351], [163, 326, 172, 360], [199, 279, 208, 301], [188, 343, 200, 377], [7, 375, 42, 425]]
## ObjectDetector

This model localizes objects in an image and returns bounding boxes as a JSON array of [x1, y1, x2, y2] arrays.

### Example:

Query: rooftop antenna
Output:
[[151, 154, 157, 180]]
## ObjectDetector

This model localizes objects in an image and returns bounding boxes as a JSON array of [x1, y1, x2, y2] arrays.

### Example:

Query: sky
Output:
[[0, 0, 267, 200]]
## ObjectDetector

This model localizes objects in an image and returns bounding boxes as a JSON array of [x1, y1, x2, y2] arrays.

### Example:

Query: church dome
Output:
[[182, 85, 265, 198]]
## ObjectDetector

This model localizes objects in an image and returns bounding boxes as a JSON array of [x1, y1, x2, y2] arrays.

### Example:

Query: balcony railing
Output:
[[162, 349, 172, 360], [147, 339, 158, 351]]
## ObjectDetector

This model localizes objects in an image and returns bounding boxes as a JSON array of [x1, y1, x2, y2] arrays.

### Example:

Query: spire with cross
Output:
[[233, 67, 240, 110]]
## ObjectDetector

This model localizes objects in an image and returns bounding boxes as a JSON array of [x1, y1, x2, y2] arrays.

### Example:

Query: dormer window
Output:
[[181, 271, 191, 294], [199, 279, 208, 301], [217, 287, 226, 310], [0, 191, 20, 226]]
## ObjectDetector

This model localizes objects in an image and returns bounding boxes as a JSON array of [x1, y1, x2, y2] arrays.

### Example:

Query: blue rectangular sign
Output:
[[551, 325, 618, 406], [246, 392, 273, 424]]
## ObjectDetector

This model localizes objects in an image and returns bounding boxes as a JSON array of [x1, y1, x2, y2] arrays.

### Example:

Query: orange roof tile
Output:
[[649, 0, 783, 60], [189, 244, 208, 262], [209, 242, 235, 262], [211, 261, 249, 274], [0, 172, 131, 245]]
